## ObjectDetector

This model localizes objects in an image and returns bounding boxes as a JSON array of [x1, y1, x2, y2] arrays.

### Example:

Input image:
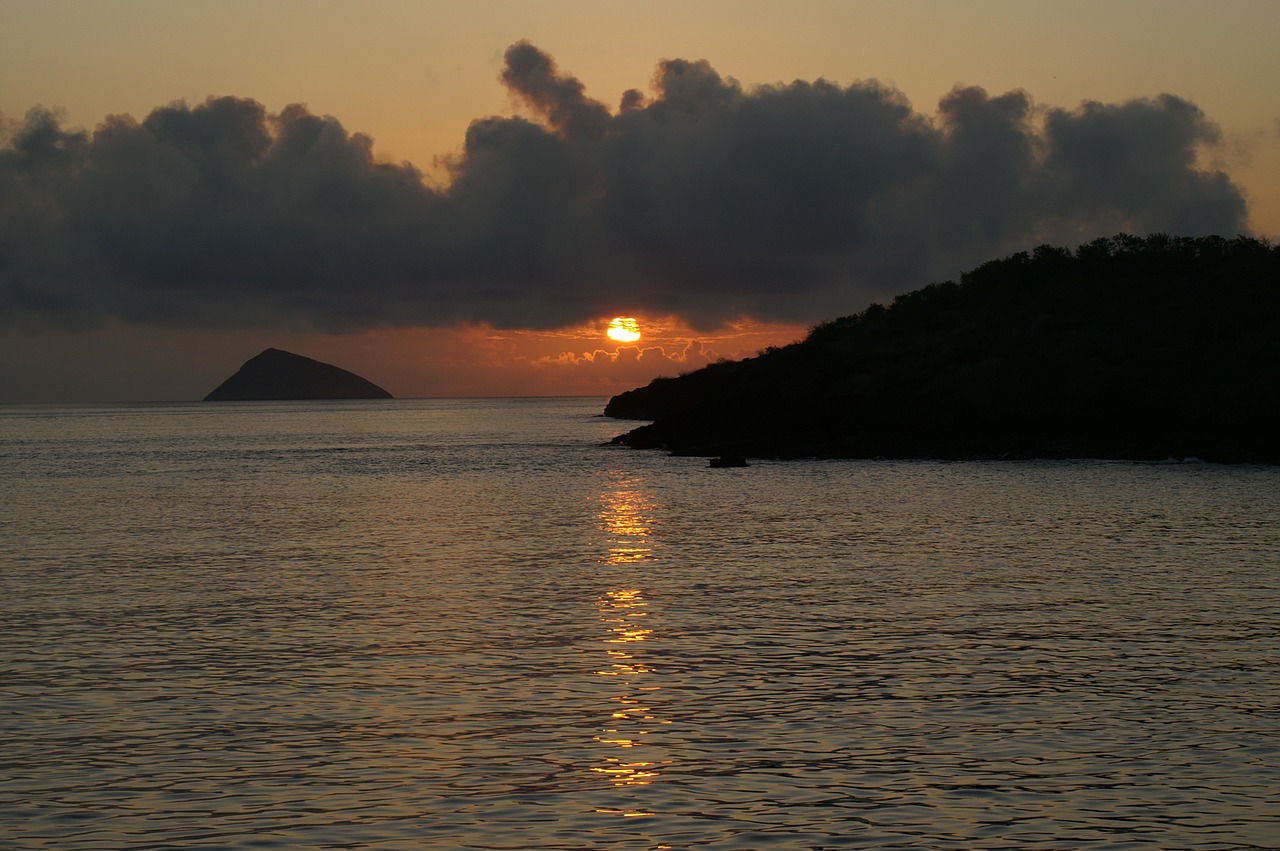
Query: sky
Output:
[[2, 0, 1277, 402]]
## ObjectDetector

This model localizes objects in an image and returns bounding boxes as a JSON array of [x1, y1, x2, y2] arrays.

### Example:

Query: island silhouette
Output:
[[204, 348, 393, 401], [606, 233, 1279, 463]]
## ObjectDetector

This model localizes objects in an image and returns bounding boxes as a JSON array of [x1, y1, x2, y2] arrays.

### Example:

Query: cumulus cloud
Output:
[[0, 42, 1250, 332]]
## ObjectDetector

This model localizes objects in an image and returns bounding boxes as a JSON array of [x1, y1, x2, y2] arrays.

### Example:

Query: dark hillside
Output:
[[606, 234, 1280, 462]]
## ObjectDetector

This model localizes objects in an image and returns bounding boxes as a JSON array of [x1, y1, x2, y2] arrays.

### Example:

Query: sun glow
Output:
[[606, 316, 641, 343]]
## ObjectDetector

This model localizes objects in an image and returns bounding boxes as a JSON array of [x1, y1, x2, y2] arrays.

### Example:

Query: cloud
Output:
[[500, 40, 611, 140], [0, 43, 1250, 333]]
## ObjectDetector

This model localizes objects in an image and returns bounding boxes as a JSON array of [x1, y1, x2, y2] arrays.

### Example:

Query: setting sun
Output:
[[606, 317, 642, 343]]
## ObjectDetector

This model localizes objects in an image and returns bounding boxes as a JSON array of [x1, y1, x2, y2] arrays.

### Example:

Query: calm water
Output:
[[2, 398, 1278, 849]]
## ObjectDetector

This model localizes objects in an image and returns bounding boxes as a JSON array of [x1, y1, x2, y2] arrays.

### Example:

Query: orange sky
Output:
[[5, 0, 1274, 236], [0, 315, 808, 402], [1, 1, 1277, 402], [349, 316, 809, 399]]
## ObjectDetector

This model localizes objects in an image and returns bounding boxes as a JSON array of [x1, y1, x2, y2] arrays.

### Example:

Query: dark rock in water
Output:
[[204, 348, 393, 401], [709, 456, 749, 468]]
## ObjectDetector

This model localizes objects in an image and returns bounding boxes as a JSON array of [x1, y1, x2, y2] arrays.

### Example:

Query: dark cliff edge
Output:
[[606, 234, 1280, 463], [204, 348, 393, 401]]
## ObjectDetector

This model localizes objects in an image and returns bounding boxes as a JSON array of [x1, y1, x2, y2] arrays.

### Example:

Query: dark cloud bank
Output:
[[0, 42, 1249, 332]]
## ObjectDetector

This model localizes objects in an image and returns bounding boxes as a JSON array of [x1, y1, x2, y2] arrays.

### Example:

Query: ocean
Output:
[[2, 397, 1277, 849]]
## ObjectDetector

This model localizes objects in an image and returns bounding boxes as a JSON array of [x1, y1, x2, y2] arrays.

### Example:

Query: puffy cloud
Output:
[[1039, 95, 1247, 238], [0, 43, 1250, 333], [500, 40, 611, 140]]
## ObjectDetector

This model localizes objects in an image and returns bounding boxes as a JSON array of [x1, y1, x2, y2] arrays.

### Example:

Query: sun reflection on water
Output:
[[592, 473, 671, 811], [593, 587, 670, 792], [596, 472, 657, 566]]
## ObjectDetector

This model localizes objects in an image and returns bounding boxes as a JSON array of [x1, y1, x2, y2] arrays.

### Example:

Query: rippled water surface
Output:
[[2, 398, 1278, 849]]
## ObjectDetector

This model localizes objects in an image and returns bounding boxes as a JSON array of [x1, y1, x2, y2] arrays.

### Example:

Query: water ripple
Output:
[[1, 401, 1277, 848]]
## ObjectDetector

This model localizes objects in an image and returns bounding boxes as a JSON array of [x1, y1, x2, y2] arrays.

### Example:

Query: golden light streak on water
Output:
[[591, 473, 673, 806], [593, 586, 669, 790], [596, 472, 657, 565]]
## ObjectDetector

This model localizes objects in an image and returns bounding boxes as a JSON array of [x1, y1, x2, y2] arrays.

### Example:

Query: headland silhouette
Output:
[[607, 234, 1279, 463]]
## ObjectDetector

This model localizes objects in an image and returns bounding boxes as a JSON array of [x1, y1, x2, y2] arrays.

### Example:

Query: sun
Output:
[[606, 316, 642, 343]]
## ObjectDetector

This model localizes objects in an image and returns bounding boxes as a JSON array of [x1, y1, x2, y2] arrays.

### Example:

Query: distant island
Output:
[[204, 348, 393, 401], [606, 234, 1279, 463]]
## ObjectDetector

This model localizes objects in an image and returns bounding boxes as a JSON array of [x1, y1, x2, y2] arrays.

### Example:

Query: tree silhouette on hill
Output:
[[606, 234, 1279, 462]]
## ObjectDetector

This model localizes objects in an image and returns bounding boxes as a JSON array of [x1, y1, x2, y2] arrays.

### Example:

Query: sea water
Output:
[[1, 398, 1277, 849]]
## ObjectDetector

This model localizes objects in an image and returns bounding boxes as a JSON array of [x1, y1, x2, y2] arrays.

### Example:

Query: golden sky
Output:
[[2, 0, 1277, 401]]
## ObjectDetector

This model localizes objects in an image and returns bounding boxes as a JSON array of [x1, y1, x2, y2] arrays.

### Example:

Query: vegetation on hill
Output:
[[605, 233, 1279, 462]]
